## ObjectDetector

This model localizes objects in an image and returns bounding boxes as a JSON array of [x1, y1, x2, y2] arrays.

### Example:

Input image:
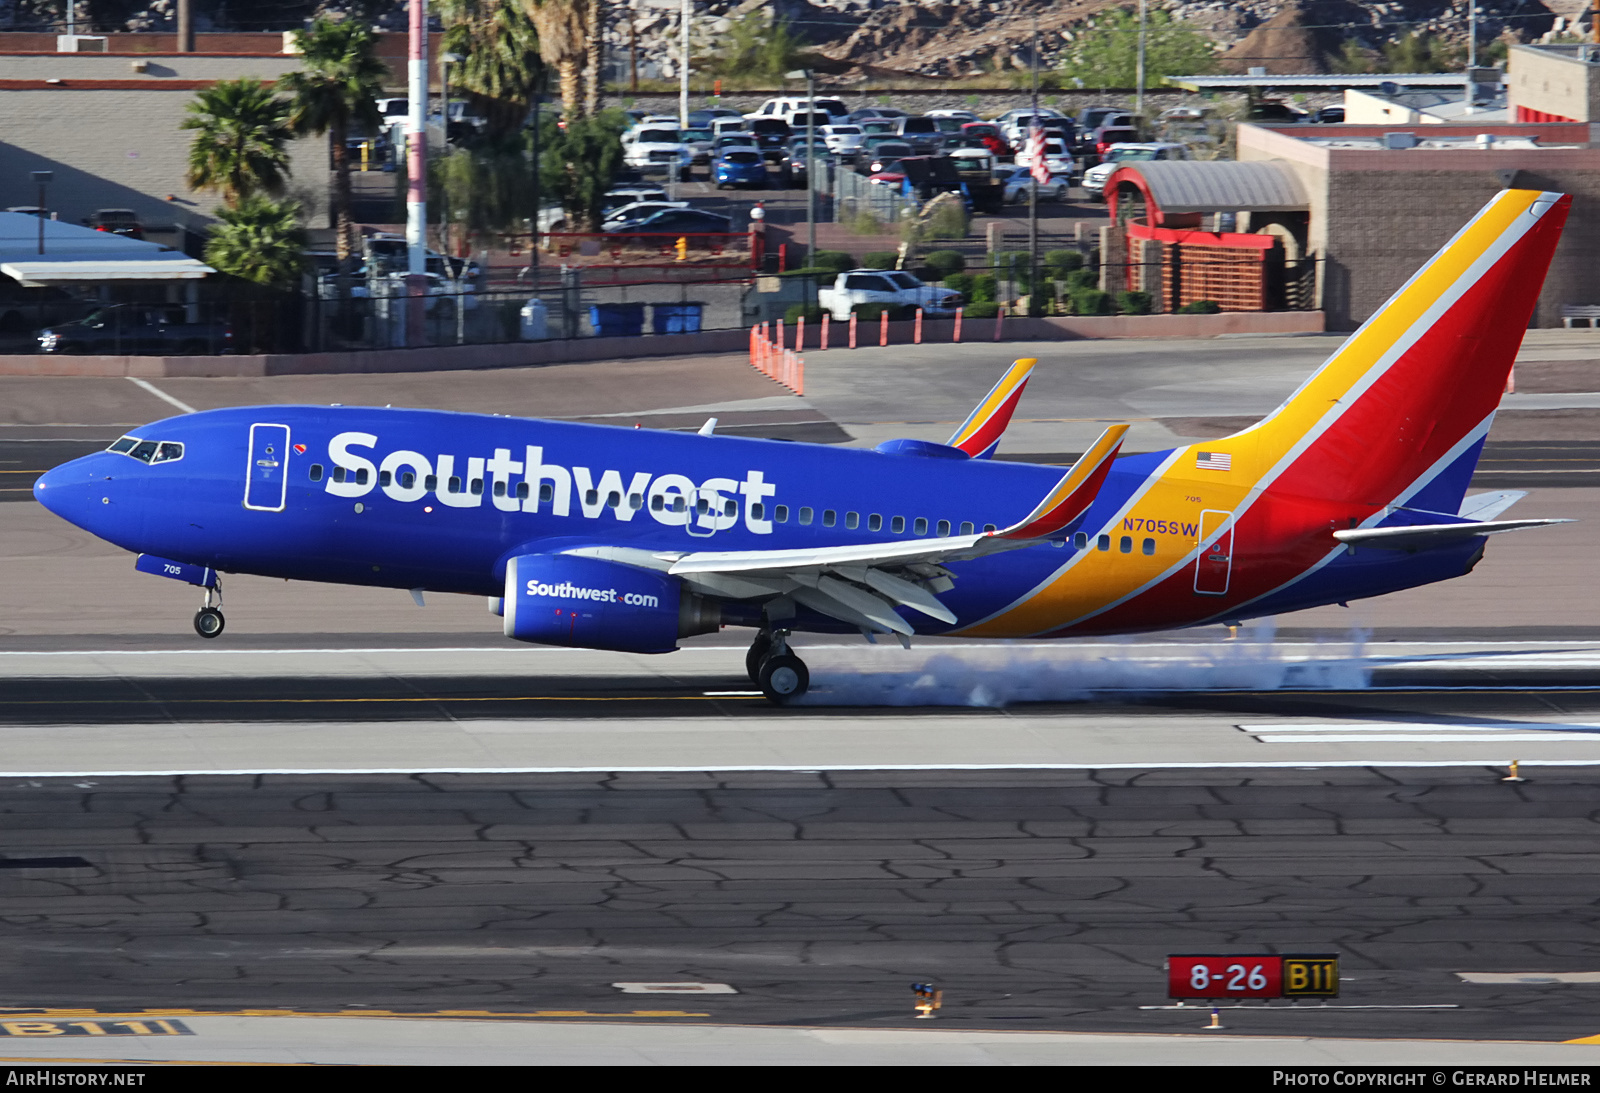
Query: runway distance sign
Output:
[[1167, 955, 1340, 1000], [0, 1019, 192, 1037]]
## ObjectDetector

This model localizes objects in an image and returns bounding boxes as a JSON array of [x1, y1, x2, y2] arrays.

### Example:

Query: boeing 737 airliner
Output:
[[33, 189, 1574, 702]]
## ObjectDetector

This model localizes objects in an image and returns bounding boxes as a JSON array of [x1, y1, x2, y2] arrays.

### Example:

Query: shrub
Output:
[[923, 249, 966, 277], [1116, 290, 1153, 315], [851, 301, 912, 321], [962, 301, 1002, 319], [778, 266, 832, 278], [942, 272, 974, 296], [861, 251, 898, 270], [1064, 268, 1098, 291], [970, 273, 998, 303], [924, 200, 969, 240], [849, 210, 886, 236], [811, 250, 855, 273], [1178, 299, 1222, 314], [1069, 288, 1112, 315], [1043, 249, 1085, 278], [784, 303, 825, 323]]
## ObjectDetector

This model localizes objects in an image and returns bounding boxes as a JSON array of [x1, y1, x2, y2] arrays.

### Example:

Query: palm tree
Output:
[[583, 0, 604, 117], [278, 16, 387, 261], [180, 78, 294, 204], [204, 196, 308, 289], [439, 0, 546, 141], [524, 0, 589, 120]]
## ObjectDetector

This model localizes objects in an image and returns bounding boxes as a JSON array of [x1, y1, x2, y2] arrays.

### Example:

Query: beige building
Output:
[[1506, 42, 1600, 124]]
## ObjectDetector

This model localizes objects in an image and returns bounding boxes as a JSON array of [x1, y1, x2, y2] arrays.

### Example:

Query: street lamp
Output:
[[785, 68, 816, 267], [30, 171, 51, 255]]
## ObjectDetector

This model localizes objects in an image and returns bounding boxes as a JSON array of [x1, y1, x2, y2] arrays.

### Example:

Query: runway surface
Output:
[[3, 334, 1598, 1062]]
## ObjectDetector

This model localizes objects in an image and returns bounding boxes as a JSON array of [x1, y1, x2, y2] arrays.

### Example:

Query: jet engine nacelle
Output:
[[503, 553, 719, 654]]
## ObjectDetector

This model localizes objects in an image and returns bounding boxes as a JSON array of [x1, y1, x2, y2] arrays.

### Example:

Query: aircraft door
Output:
[[1193, 509, 1233, 596], [244, 423, 291, 512]]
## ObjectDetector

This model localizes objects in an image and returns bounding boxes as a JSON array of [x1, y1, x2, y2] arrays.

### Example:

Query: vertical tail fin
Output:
[[948, 358, 1035, 458], [1228, 189, 1570, 512]]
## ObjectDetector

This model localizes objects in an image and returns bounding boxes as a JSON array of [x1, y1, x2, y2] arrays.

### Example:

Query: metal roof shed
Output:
[[0, 211, 214, 286], [1111, 160, 1309, 221]]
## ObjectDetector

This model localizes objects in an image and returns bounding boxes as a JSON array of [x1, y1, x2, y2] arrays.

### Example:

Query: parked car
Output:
[[714, 149, 769, 189], [779, 138, 830, 187], [854, 141, 915, 175], [892, 115, 943, 155], [689, 107, 743, 126], [0, 285, 90, 335], [714, 134, 760, 155], [710, 117, 748, 138], [602, 200, 690, 229], [948, 148, 1005, 212], [622, 126, 692, 179], [363, 233, 481, 280], [604, 207, 734, 244], [748, 117, 792, 161], [999, 166, 1070, 204], [1088, 125, 1140, 162], [816, 269, 964, 321], [820, 123, 865, 154], [1011, 135, 1076, 180], [680, 126, 715, 165], [847, 106, 908, 122], [927, 108, 979, 122], [85, 209, 143, 239], [1316, 106, 1346, 123], [38, 304, 230, 355], [1081, 142, 1192, 200], [1249, 100, 1310, 122], [602, 187, 670, 215]]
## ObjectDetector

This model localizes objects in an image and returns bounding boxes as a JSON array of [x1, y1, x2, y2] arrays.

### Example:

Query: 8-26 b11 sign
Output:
[[1167, 954, 1339, 1000]]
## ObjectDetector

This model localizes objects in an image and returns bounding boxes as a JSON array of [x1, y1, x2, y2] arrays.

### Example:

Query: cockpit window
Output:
[[107, 436, 182, 463]]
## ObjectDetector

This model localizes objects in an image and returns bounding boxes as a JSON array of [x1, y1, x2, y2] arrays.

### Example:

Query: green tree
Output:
[[278, 16, 387, 261], [440, 0, 546, 142], [1056, 8, 1218, 90], [204, 195, 307, 289], [180, 78, 294, 204], [537, 107, 625, 231], [1380, 31, 1460, 74], [702, 11, 808, 85], [525, 0, 591, 119]]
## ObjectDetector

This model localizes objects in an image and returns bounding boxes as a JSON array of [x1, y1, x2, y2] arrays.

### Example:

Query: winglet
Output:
[[992, 424, 1128, 541], [947, 358, 1036, 458]]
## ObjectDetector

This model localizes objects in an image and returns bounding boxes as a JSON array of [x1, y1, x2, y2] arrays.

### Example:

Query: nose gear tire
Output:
[[194, 607, 225, 639], [758, 653, 809, 705]]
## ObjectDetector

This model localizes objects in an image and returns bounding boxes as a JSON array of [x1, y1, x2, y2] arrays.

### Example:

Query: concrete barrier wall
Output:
[[0, 311, 1326, 378]]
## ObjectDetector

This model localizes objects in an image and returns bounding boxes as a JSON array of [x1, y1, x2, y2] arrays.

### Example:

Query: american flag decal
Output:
[[1196, 451, 1232, 471]]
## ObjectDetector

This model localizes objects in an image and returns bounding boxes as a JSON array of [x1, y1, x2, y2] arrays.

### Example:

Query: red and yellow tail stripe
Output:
[[948, 358, 1036, 458], [994, 424, 1128, 541]]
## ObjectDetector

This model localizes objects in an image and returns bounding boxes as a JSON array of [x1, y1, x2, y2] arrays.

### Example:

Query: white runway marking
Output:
[[125, 377, 197, 415], [1244, 722, 1600, 744]]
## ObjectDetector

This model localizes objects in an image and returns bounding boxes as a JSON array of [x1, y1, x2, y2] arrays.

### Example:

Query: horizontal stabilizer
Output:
[[1334, 518, 1571, 550], [1458, 490, 1528, 522], [947, 358, 1036, 458]]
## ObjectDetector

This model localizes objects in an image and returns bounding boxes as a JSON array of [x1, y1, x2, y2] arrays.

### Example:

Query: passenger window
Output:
[[984, 524, 997, 533], [845, 512, 859, 530], [891, 516, 905, 534], [448, 476, 462, 493], [775, 504, 789, 522], [868, 514, 882, 531], [332, 466, 347, 483], [630, 493, 643, 510], [936, 519, 950, 536], [401, 471, 416, 489], [913, 517, 928, 535], [1098, 534, 1110, 550], [724, 499, 736, 517], [517, 482, 530, 500], [1074, 532, 1087, 549], [751, 502, 764, 520], [961, 521, 974, 535], [585, 489, 599, 506], [425, 475, 438, 491], [378, 470, 392, 487], [309, 464, 324, 482], [671, 496, 687, 513], [540, 483, 553, 502], [799, 506, 814, 526], [651, 494, 665, 511], [1120, 536, 1133, 553], [355, 468, 369, 485], [822, 509, 836, 527], [607, 491, 621, 509], [696, 497, 709, 515], [1143, 538, 1156, 555], [470, 478, 483, 496], [493, 480, 506, 497]]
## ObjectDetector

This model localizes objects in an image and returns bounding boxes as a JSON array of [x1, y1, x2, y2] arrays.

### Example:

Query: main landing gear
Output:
[[747, 629, 809, 705], [193, 580, 225, 639]]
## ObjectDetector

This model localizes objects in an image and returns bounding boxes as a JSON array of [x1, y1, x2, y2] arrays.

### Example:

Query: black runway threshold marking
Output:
[[0, 857, 91, 869]]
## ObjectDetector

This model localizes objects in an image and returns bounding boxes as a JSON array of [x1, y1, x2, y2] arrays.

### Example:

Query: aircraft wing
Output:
[[1333, 518, 1572, 551], [946, 358, 1036, 458], [664, 424, 1128, 635]]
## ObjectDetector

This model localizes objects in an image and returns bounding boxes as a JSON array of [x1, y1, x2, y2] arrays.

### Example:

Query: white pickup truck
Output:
[[816, 269, 964, 321]]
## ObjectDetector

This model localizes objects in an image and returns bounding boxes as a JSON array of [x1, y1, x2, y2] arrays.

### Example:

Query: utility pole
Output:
[[679, 0, 690, 127], [630, 3, 639, 94], [1028, 16, 1039, 316], [176, 0, 194, 52], [1136, 0, 1147, 121], [406, 0, 429, 346]]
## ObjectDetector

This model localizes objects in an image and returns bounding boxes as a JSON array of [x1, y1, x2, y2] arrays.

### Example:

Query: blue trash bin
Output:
[[589, 303, 645, 337], [651, 303, 704, 334]]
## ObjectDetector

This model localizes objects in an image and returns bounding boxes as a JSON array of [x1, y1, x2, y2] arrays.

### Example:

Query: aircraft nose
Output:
[[32, 455, 105, 528]]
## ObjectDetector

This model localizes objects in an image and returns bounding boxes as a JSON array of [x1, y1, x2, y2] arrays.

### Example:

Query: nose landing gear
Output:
[[193, 581, 225, 639], [748, 629, 808, 705]]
